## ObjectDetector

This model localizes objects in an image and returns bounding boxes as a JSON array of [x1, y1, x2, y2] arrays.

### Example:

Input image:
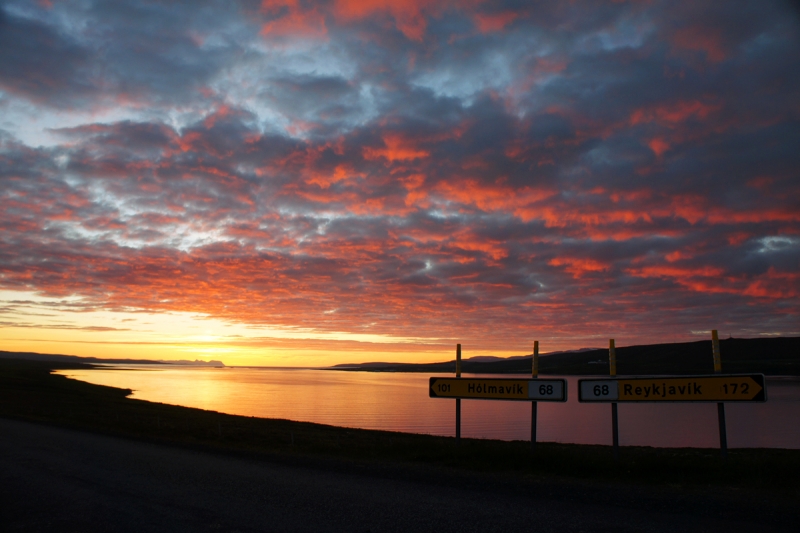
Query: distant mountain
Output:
[[331, 348, 600, 368], [329, 337, 800, 376], [161, 359, 226, 367], [467, 348, 599, 361], [0, 351, 224, 368]]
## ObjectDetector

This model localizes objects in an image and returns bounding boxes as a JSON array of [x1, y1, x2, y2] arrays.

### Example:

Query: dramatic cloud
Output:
[[1, 0, 798, 362]]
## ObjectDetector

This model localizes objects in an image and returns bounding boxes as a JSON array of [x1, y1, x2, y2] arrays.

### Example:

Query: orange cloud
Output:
[[260, 0, 327, 38], [400, 173, 429, 207], [474, 11, 517, 33], [648, 137, 669, 157], [627, 265, 726, 279], [362, 133, 430, 162], [436, 179, 555, 216], [450, 235, 508, 261], [549, 257, 608, 278], [665, 250, 691, 262], [743, 269, 799, 299], [671, 26, 727, 63], [537, 205, 654, 228], [286, 119, 322, 136], [304, 164, 360, 189], [630, 100, 722, 126], [333, 0, 434, 41]]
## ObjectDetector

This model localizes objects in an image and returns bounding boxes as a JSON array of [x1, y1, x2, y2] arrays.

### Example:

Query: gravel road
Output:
[[1, 418, 795, 532]]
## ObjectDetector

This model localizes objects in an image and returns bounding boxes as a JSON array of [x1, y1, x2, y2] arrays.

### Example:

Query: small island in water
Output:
[[0, 351, 224, 368]]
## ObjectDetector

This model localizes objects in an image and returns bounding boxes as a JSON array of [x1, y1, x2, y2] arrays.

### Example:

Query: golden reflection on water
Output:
[[56, 367, 800, 448]]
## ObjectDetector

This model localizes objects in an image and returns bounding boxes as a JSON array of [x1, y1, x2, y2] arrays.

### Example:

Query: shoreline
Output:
[[1, 357, 800, 494]]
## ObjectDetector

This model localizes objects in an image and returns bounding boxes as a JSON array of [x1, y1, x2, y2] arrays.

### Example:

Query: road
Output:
[[0, 418, 794, 532]]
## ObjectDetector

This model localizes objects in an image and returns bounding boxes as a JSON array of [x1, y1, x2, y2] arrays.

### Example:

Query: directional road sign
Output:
[[429, 377, 567, 401], [578, 374, 766, 402]]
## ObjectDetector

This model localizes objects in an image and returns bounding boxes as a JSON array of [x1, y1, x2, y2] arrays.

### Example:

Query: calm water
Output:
[[56, 367, 800, 449]]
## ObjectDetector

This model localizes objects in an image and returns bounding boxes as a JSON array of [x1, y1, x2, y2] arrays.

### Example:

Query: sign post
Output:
[[433, 344, 567, 444], [455, 344, 461, 446], [712, 330, 728, 458], [609, 339, 619, 461], [531, 341, 539, 451]]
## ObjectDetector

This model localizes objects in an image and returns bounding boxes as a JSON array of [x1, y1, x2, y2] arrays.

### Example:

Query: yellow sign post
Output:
[[436, 344, 567, 446], [712, 329, 728, 458], [455, 344, 461, 445], [609, 339, 619, 460], [430, 377, 567, 401], [578, 374, 766, 402], [531, 341, 539, 451]]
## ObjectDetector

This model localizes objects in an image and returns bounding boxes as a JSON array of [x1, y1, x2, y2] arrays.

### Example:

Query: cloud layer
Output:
[[1, 0, 799, 356]]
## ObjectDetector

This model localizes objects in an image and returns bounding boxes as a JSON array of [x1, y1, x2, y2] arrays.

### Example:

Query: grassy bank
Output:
[[1, 358, 798, 493]]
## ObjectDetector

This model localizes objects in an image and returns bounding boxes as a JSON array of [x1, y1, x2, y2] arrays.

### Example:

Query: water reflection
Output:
[[55, 367, 800, 449]]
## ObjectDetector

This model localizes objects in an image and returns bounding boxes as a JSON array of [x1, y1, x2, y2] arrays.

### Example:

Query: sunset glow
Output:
[[1, 0, 798, 365]]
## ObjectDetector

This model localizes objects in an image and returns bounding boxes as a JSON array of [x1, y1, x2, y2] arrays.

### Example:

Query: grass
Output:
[[2, 358, 799, 494]]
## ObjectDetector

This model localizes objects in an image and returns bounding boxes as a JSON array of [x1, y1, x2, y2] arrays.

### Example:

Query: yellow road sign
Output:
[[578, 374, 766, 402], [429, 378, 567, 401]]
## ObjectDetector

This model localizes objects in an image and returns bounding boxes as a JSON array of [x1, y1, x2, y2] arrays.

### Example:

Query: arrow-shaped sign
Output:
[[578, 374, 766, 402]]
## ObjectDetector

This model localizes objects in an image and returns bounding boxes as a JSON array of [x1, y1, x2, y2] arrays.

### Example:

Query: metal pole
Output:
[[531, 341, 539, 451], [712, 330, 727, 459], [610, 339, 619, 461], [456, 343, 461, 446]]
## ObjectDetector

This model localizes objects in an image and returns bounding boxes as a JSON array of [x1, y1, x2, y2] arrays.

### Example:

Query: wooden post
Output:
[[456, 343, 461, 446], [712, 330, 728, 458], [531, 341, 539, 451], [610, 339, 619, 461]]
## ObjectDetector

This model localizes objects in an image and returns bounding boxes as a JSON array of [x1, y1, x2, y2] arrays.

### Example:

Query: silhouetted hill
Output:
[[0, 351, 224, 367], [330, 337, 800, 376]]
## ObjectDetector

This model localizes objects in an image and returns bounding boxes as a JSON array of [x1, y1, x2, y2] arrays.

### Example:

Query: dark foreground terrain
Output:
[[2, 418, 798, 533], [1, 358, 799, 532]]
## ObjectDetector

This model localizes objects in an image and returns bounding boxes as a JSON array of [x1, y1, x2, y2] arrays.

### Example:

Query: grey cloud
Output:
[[0, 7, 94, 107], [1, 0, 250, 109], [259, 73, 365, 132]]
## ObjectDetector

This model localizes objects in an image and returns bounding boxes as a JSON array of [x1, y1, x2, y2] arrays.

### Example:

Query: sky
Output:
[[0, 0, 799, 366]]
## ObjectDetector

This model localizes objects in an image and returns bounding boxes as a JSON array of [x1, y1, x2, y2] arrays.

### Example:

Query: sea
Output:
[[55, 366, 800, 449]]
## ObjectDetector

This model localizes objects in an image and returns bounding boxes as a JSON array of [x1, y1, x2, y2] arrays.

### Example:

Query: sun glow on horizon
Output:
[[0, 290, 462, 366]]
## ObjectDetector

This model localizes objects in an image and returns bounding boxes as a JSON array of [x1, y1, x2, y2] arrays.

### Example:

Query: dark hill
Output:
[[0, 351, 223, 367], [331, 337, 800, 376], [0, 350, 165, 365]]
